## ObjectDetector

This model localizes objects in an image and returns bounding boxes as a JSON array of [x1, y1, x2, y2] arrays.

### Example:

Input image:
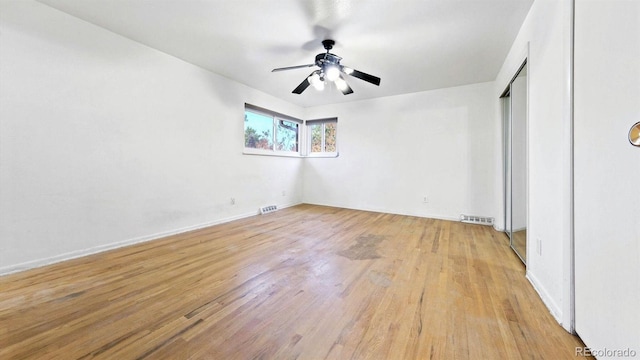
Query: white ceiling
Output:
[[36, 0, 533, 108]]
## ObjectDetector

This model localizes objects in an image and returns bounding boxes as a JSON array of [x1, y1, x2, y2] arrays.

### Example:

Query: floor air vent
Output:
[[460, 214, 494, 226], [260, 205, 278, 214]]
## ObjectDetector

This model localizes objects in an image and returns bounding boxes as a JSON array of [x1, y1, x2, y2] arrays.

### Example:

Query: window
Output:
[[307, 118, 338, 156], [244, 104, 301, 156], [243, 104, 338, 158]]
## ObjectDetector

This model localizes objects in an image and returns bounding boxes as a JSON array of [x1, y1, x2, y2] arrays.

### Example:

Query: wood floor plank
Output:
[[0, 204, 588, 359]]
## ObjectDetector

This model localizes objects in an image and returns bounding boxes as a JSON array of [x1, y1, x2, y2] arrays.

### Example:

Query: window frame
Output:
[[243, 104, 303, 157], [306, 118, 339, 158]]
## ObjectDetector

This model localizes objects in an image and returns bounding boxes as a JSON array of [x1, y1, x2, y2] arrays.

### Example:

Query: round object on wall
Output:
[[630, 122, 640, 147]]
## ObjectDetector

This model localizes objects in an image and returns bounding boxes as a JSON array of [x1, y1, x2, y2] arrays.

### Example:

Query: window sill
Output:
[[243, 149, 302, 158], [242, 149, 339, 158], [306, 152, 339, 158]]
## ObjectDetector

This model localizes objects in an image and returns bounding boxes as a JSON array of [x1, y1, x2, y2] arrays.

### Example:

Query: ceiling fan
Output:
[[272, 39, 381, 95]]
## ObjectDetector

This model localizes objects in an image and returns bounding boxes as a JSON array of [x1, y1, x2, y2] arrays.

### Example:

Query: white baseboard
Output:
[[302, 201, 461, 223], [526, 270, 563, 324], [0, 201, 302, 276]]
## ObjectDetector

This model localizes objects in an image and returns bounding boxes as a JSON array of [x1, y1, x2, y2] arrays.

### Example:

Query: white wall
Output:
[[0, 1, 304, 274], [494, 0, 573, 328], [302, 82, 499, 222]]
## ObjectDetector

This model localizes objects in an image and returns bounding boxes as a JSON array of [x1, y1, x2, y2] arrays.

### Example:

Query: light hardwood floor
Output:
[[0, 205, 587, 359]]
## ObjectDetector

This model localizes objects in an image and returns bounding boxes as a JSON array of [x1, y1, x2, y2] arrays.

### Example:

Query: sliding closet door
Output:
[[510, 69, 527, 262], [503, 62, 527, 264], [574, 0, 640, 353], [504, 95, 512, 241]]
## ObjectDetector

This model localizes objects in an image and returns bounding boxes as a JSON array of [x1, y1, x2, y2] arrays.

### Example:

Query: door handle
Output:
[[629, 122, 640, 147]]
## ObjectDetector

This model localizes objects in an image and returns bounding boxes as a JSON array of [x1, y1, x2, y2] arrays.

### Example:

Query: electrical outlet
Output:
[[282, 190, 286, 196], [231, 198, 235, 205], [423, 196, 429, 203]]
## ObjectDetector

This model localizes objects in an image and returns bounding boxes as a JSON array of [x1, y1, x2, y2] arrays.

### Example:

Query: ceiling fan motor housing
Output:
[[315, 53, 341, 66]]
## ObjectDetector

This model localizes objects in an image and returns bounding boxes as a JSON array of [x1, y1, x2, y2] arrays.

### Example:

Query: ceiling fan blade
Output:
[[272, 64, 315, 72], [292, 72, 315, 94], [336, 76, 353, 95], [345, 67, 381, 86]]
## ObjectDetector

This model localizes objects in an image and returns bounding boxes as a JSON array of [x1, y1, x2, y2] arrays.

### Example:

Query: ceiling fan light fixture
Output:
[[335, 77, 348, 91], [324, 65, 341, 82], [308, 72, 325, 91]]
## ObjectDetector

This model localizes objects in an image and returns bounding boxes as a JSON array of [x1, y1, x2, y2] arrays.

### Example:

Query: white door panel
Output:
[[574, 0, 640, 355]]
